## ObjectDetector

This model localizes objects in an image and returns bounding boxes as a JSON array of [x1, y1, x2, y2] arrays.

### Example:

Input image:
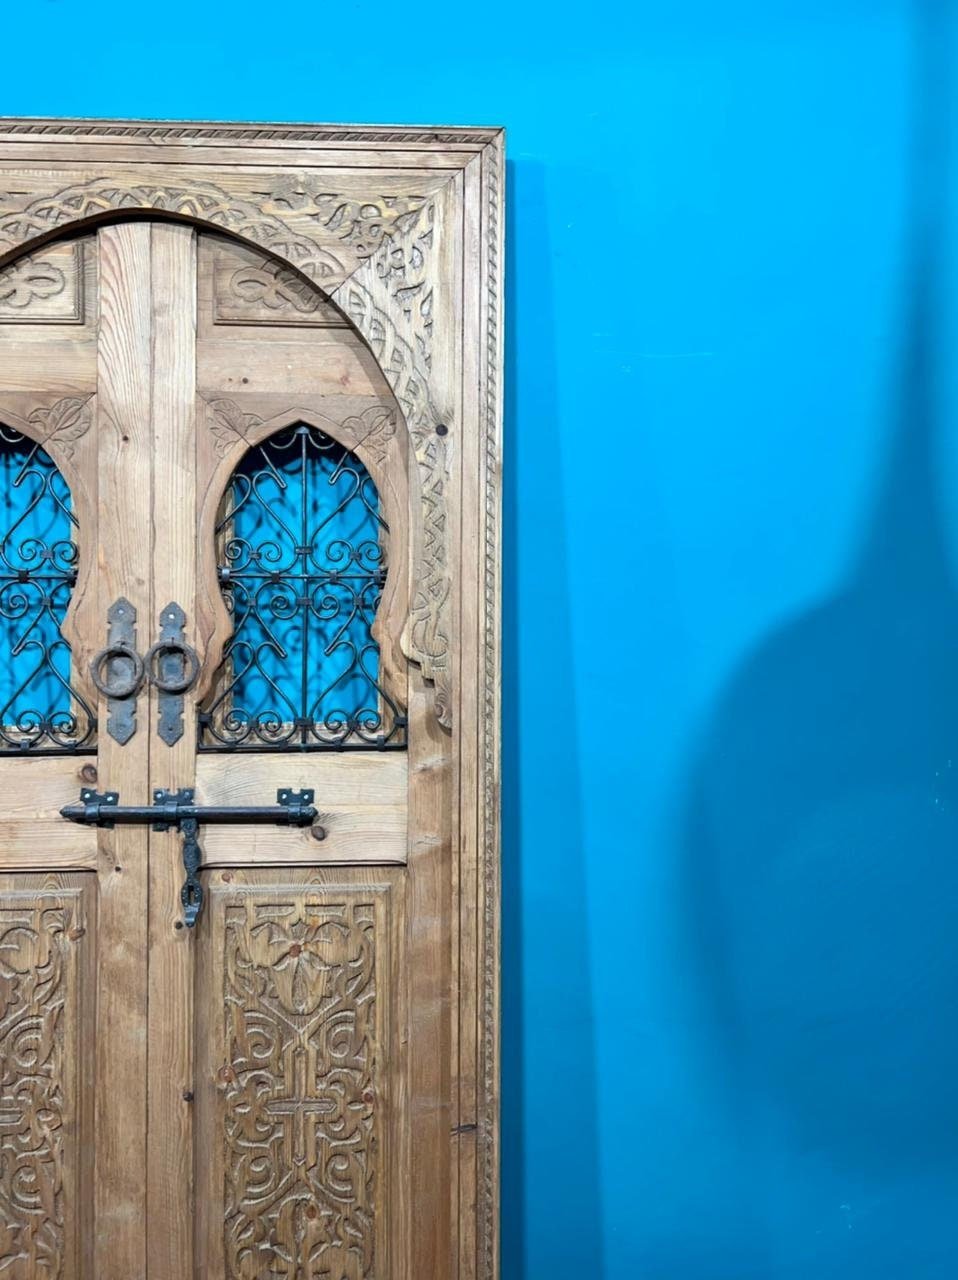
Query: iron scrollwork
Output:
[[199, 422, 407, 753], [0, 423, 95, 753]]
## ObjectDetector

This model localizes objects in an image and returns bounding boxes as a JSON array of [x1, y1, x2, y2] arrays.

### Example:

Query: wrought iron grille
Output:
[[0, 424, 95, 753], [199, 423, 407, 752]]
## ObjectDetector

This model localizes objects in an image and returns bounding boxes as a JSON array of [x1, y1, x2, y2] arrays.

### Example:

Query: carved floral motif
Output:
[[0, 257, 66, 310], [221, 897, 380, 1280], [227, 258, 325, 316], [262, 178, 428, 260], [342, 405, 398, 465], [27, 395, 93, 459], [203, 398, 264, 458], [373, 200, 435, 371]]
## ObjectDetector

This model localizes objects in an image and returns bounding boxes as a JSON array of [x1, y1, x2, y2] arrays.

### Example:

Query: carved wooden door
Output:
[[0, 120, 502, 1280]]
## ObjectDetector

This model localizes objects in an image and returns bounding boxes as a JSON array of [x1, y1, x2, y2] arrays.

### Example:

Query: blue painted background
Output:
[[7, 1, 958, 1274]]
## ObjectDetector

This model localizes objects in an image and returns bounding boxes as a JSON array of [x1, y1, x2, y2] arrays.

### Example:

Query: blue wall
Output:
[[7, 1, 958, 1275]]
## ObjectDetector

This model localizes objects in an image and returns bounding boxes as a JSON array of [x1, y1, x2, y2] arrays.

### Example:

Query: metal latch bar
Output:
[[60, 786, 316, 927]]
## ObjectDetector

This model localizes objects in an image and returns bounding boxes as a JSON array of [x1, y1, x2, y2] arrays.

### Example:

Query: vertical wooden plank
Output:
[[146, 222, 198, 1279], [94, 220, 153, 1280], [406, 171, 459, 1280]]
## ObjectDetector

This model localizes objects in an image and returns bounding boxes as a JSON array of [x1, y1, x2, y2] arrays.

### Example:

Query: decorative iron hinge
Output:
[[60, 786, 316, 927]]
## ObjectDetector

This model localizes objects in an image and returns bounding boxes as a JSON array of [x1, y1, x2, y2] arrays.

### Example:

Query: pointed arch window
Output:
[[0, 424, 94, 752], [199, 422, 407, 752]]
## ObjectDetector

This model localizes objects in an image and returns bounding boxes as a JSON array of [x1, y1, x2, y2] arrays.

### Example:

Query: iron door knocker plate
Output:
[[89, 597, 143, 745], [148, 602, 200, 746]]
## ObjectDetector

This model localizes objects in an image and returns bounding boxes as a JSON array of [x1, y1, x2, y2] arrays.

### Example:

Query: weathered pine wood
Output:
[[146, 222, 198, 1279], [0, 757, 98, 867], [93, 220, 153, 1280]]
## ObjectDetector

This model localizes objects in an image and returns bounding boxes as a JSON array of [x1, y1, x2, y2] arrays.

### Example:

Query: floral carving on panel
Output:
[[221, 897, 381, 1280], [0, 902, 73, 1278]]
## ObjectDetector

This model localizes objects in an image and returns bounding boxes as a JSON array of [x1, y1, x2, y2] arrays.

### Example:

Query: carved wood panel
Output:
[[198, 878, 397, 1280], [0, 242, 85, 324], [209, 239, 347, 328], [0, 877, 94, 1280]]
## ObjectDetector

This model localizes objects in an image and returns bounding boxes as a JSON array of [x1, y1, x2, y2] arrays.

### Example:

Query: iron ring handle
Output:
[[89, 642, 145, 699], [145, 639, 200, 694]]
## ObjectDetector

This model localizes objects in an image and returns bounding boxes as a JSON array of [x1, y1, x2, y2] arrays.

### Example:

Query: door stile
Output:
[[93, 222, 155, 1280], [145, 222, 199, 1279]]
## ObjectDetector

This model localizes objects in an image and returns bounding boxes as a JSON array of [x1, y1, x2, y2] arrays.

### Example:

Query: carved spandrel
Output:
[[0, 242, 83, 324], [0, 889, 86, 1280], [27, 394, 94, 459], [219, 893, 384, 1280]]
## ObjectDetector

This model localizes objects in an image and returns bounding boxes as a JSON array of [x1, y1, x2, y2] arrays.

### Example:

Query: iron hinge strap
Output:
[[60, 786, 316, 927]]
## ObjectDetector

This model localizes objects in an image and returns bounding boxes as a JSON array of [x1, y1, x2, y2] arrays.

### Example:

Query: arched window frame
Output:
[[195, 404, 411, 751]]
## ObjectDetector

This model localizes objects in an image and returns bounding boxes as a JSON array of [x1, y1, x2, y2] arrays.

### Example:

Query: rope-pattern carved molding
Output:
[[478, 137, 503, 1280], [336, 274, 452, 729], [0, 119, 501, 146]]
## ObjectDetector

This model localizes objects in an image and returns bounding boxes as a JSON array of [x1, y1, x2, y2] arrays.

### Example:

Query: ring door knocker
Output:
[[89, 596, 145, 744], [146, 601, 201, 746], [89, 598, 201, 745]]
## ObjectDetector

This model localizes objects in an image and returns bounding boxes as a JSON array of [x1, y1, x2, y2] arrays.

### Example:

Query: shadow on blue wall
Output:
[[502, 158, 606, 1278], [680, 3, 958, 1272]]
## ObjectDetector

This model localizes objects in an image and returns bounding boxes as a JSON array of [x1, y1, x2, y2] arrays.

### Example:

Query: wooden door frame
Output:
[[0, 117, 504, 1280]]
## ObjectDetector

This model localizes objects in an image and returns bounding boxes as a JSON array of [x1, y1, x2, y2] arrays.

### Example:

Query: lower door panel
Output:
[[193, 867, 407, 1280], [0, 872, 96, 1279]]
